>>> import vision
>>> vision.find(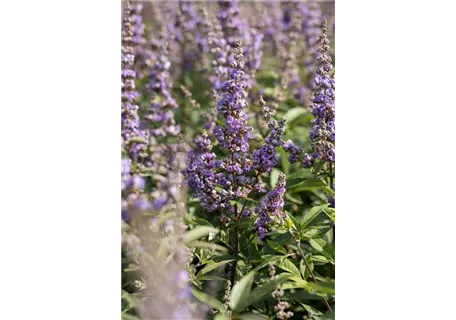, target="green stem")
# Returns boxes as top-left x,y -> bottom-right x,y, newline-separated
230,204 -> 239,289
293,233 -> 332,312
